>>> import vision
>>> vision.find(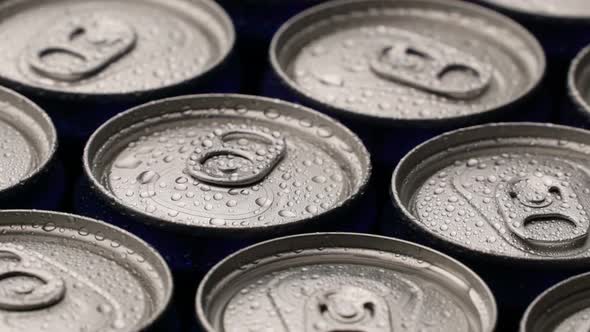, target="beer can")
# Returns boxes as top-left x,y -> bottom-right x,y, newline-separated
216,0 -> 326,93
0,210 -> 176,331
0,0 -> 237,175
566,44 -> 590,127
196,233 -> 497,332
521,271 -> 590,331
389,122 -> 590,330
265,0 -> 547,170
0,85 -> 65,210
76,94 -> 374,298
